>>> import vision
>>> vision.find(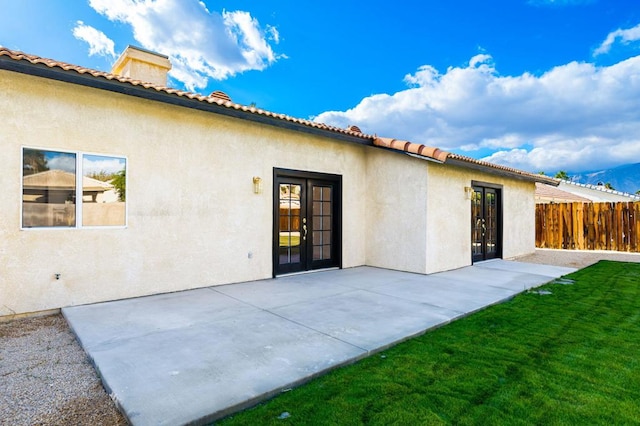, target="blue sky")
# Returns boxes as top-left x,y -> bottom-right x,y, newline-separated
2,0 -> 640,174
